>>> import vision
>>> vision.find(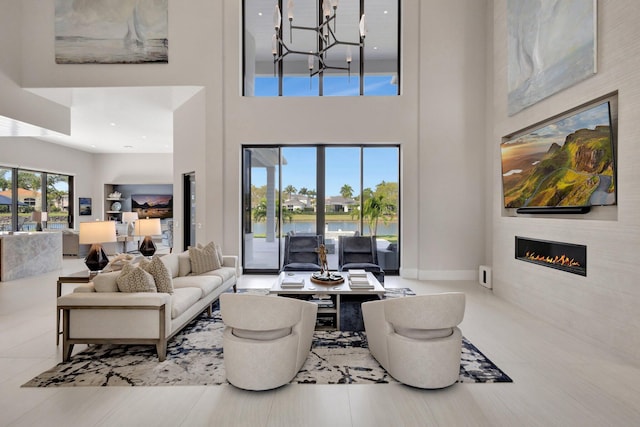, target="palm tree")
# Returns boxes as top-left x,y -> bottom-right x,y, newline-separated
283,185 -> 297,200
340,184 -> 354,199
361,194 -> 393,236
252,198 -> 292,224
